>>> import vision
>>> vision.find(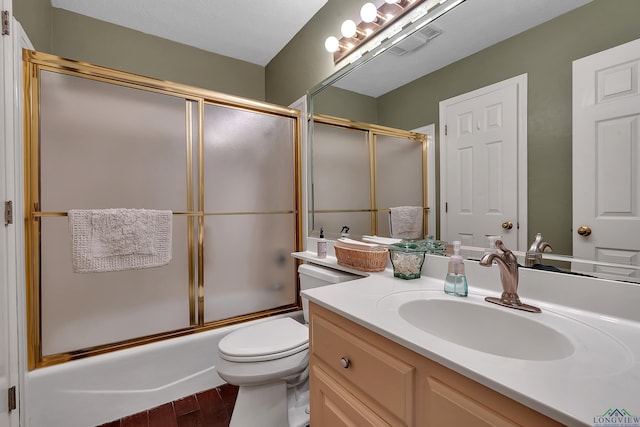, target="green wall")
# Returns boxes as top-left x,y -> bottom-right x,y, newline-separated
14,3 -> 265,101
13,0 -> 361,106
314,86 -> 377,124
375,0 -> 640,254
13,0 -> 51,51
265,0 -> 366,106
50,9 -> 264,100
